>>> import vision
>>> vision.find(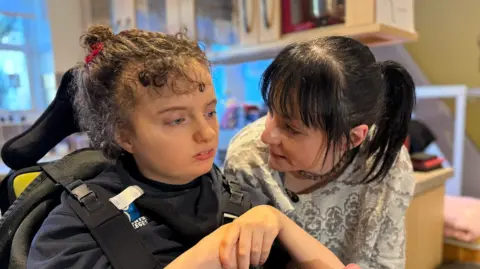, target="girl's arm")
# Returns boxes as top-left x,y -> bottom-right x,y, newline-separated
164,226 -> 228,269
164,247 -> 222,269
